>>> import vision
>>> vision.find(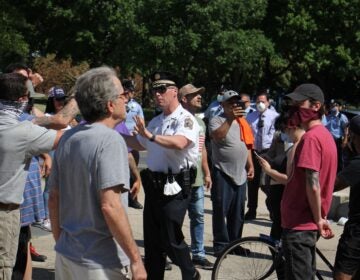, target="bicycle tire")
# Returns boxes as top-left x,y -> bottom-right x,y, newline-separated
212,236 -> 285,280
